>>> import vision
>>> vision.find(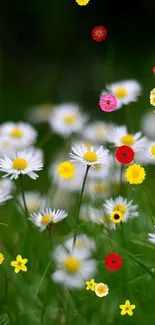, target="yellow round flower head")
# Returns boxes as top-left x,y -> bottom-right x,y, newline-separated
95,283 -> 109,297
76,0 -> 90,5
11,255 -> 28,273
110,210 -> 124,223
0,253 -> 4,264
125,164 -> 146,184
57,161 -> 75,179
119,300 -> 136,316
